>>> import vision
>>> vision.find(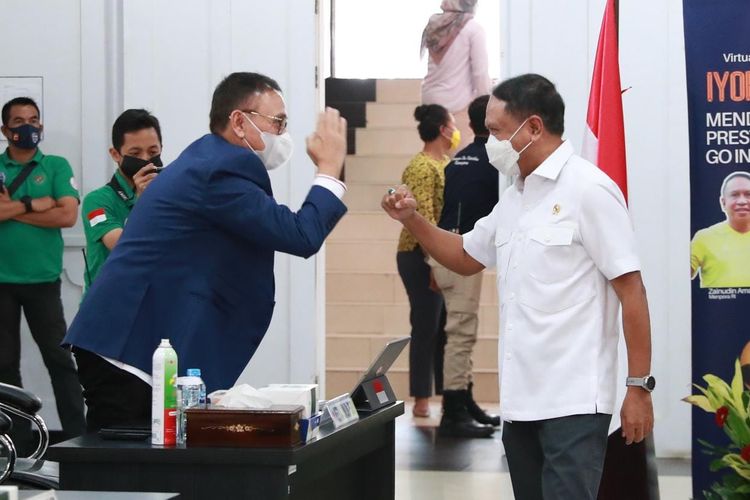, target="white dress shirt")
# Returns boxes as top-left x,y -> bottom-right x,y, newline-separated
463,140 -> 641,421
